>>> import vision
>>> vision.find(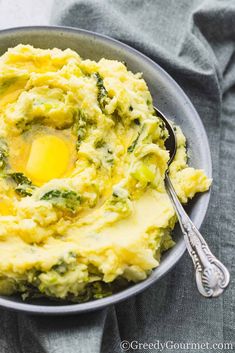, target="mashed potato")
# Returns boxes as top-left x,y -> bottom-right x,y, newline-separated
0,45 -> 211,301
